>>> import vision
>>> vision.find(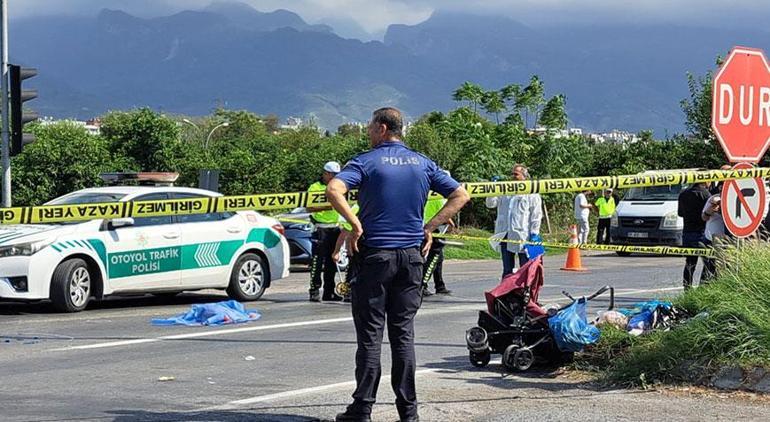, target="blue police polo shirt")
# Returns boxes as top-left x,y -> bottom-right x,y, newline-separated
334,141 -> 460,249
